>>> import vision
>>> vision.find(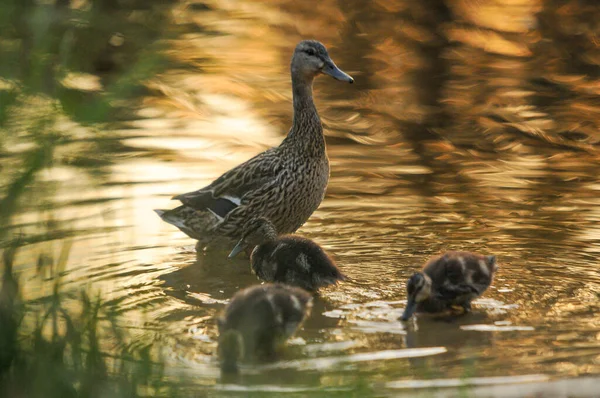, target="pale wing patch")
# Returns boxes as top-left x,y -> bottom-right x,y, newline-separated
458,256 -> 466,272
220,195 -> 241,206
296,253 -> 311,271
289,294 -> 302,312
266,294 -> 283,325
465,269 -> 475,284
478,259 -> 490,277
274,310 -> 283,325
